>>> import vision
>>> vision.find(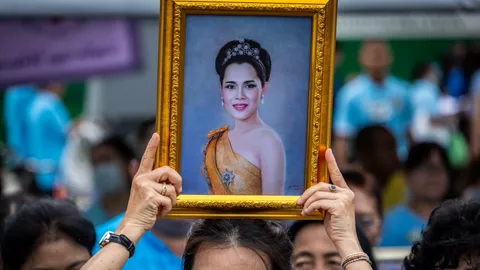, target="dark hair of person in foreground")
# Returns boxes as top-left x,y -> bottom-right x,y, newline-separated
1,199 -> 96,270
403,199 -> 480,270
183,219 -> 293,270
